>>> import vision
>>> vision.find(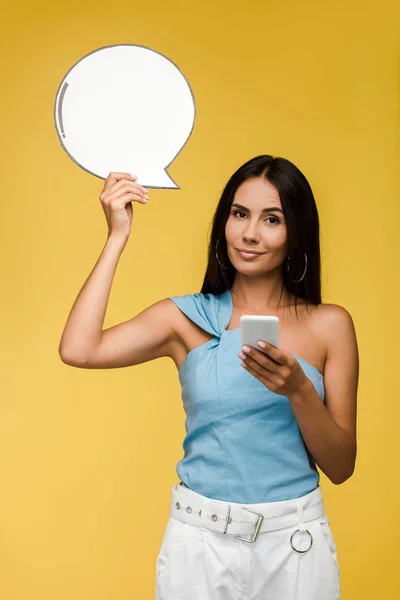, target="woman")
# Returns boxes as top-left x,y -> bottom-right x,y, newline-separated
59,155 -> 358,600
